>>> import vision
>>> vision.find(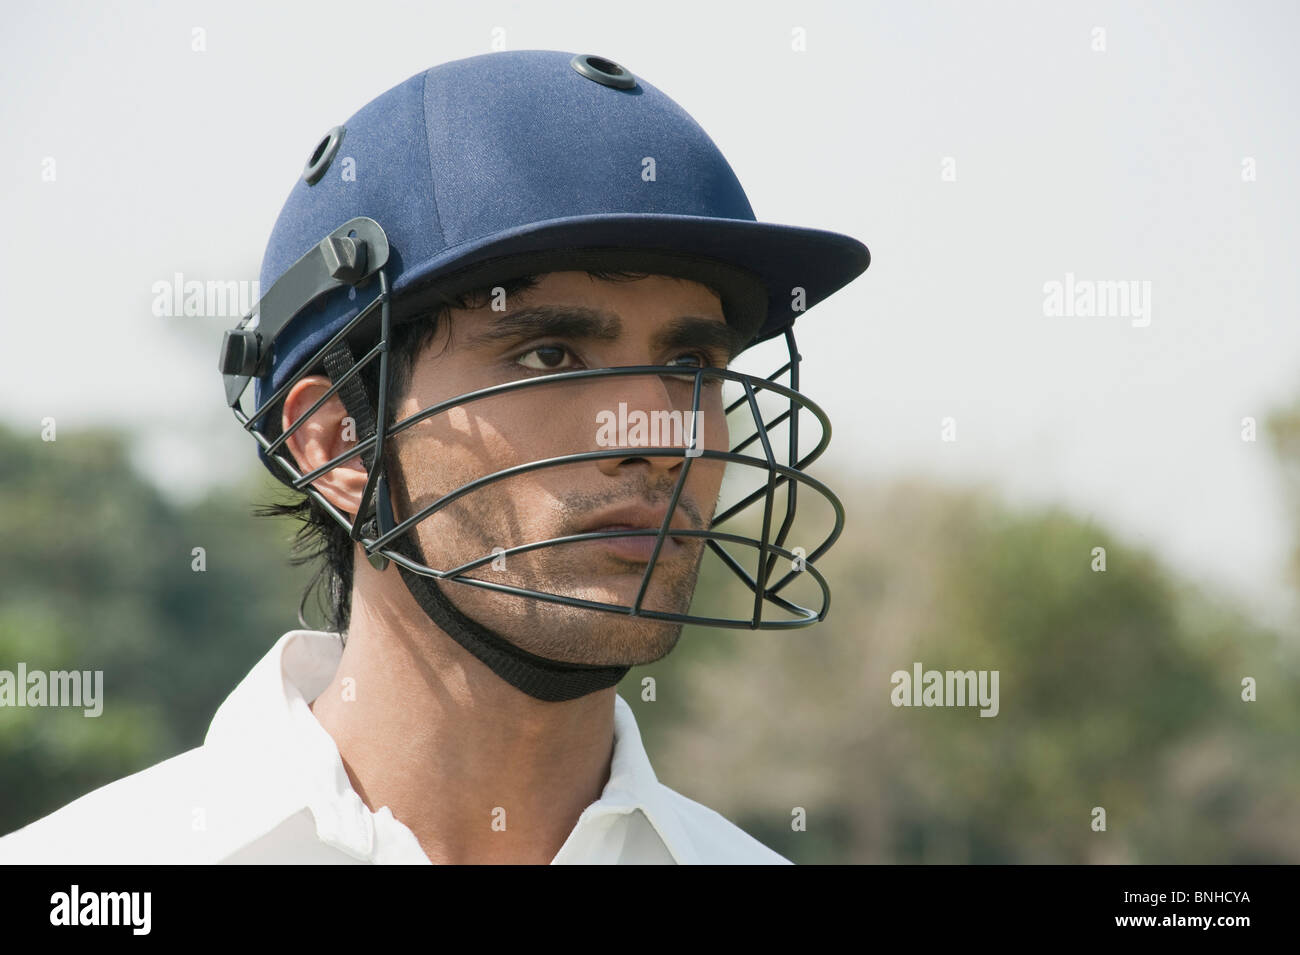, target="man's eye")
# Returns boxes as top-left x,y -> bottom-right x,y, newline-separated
665,352 -> 715,369
664,353 -> 727,383
516,345 -> 576,371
